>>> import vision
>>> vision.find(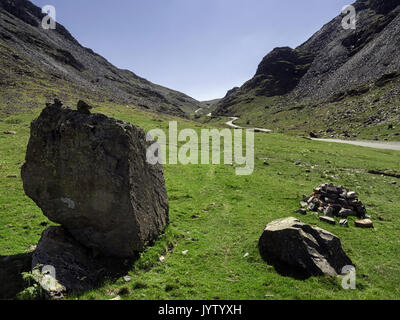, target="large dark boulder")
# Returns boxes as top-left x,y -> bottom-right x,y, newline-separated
259,217 -> 353,277
22,101 -> 169,257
